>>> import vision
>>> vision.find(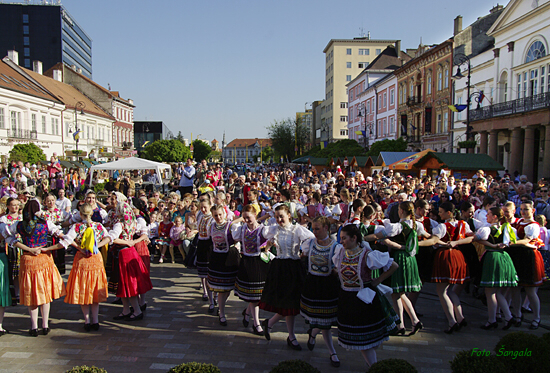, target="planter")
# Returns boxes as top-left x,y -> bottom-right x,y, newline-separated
457,140 -> 476,149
